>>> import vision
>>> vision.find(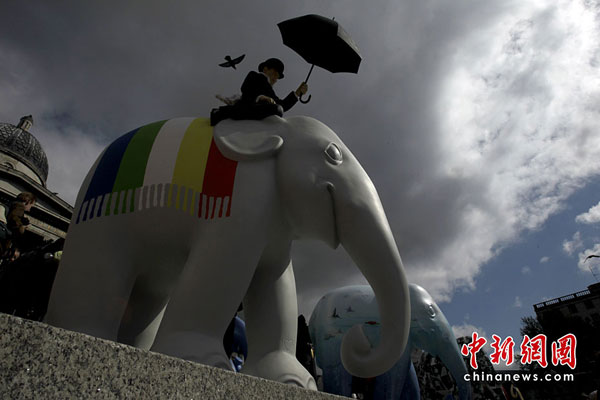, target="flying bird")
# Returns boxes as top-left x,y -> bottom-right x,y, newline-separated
585,254 -> 600,261
219,54 -> 245,70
